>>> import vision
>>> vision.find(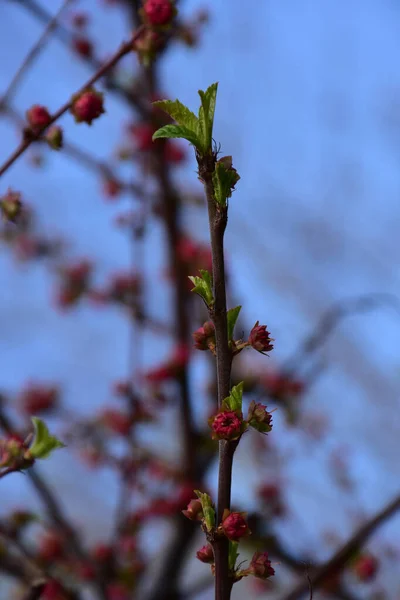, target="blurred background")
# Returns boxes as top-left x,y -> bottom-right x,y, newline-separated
0,0 -> 400,599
